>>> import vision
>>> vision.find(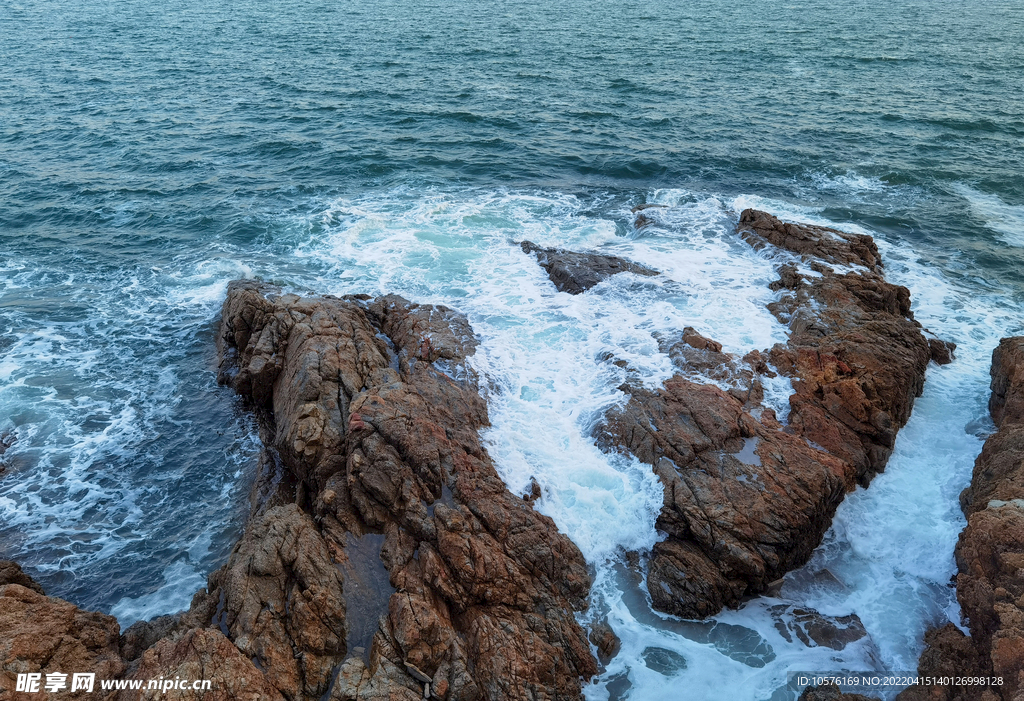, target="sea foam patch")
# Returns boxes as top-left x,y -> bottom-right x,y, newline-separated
952,183 -> 1024,248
